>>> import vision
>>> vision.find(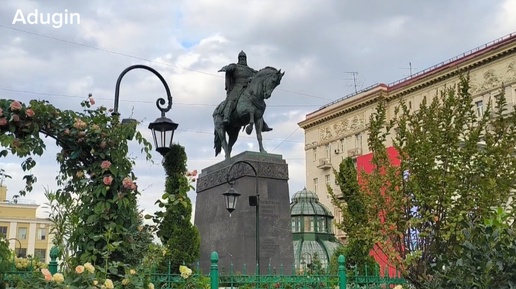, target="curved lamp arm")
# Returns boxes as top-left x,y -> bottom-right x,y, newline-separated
224,160 -> 260,272
113,64 -> 173,117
